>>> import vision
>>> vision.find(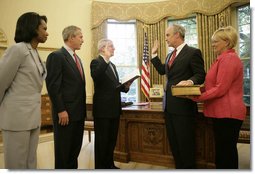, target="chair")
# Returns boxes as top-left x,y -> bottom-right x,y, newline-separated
238,113 -> 250,144
84,110 -> 94,142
